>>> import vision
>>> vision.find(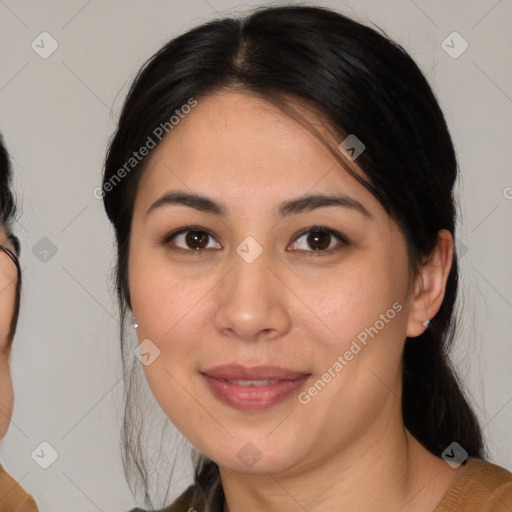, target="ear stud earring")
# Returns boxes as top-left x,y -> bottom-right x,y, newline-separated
422,320 -> 430,328
132,316 -> 139,329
